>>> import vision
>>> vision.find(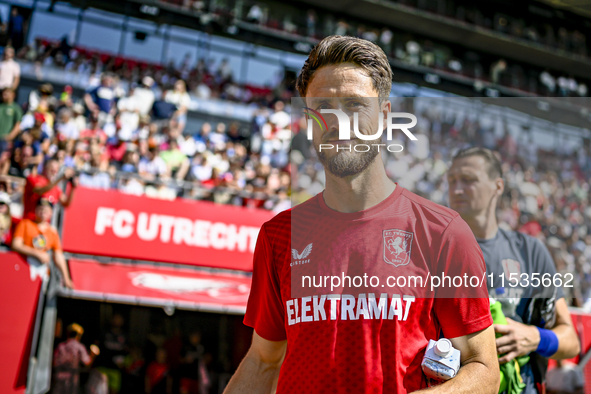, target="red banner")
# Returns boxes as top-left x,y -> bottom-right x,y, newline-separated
62,188 -> 275,271
67,258 -> 251,314
0,252 -> 43,394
